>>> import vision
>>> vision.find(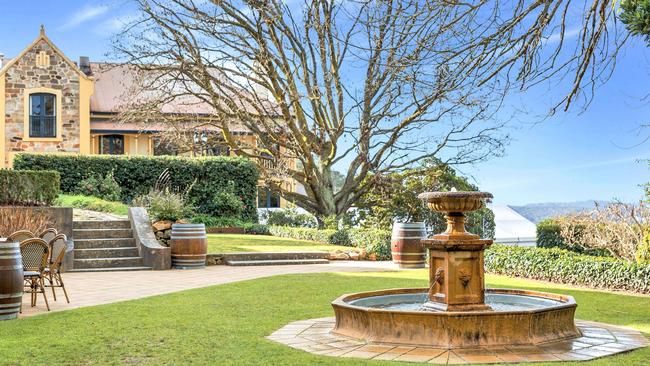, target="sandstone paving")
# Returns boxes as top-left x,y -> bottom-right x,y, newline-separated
20,261 -> 396,317
269,317 -> 649,364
